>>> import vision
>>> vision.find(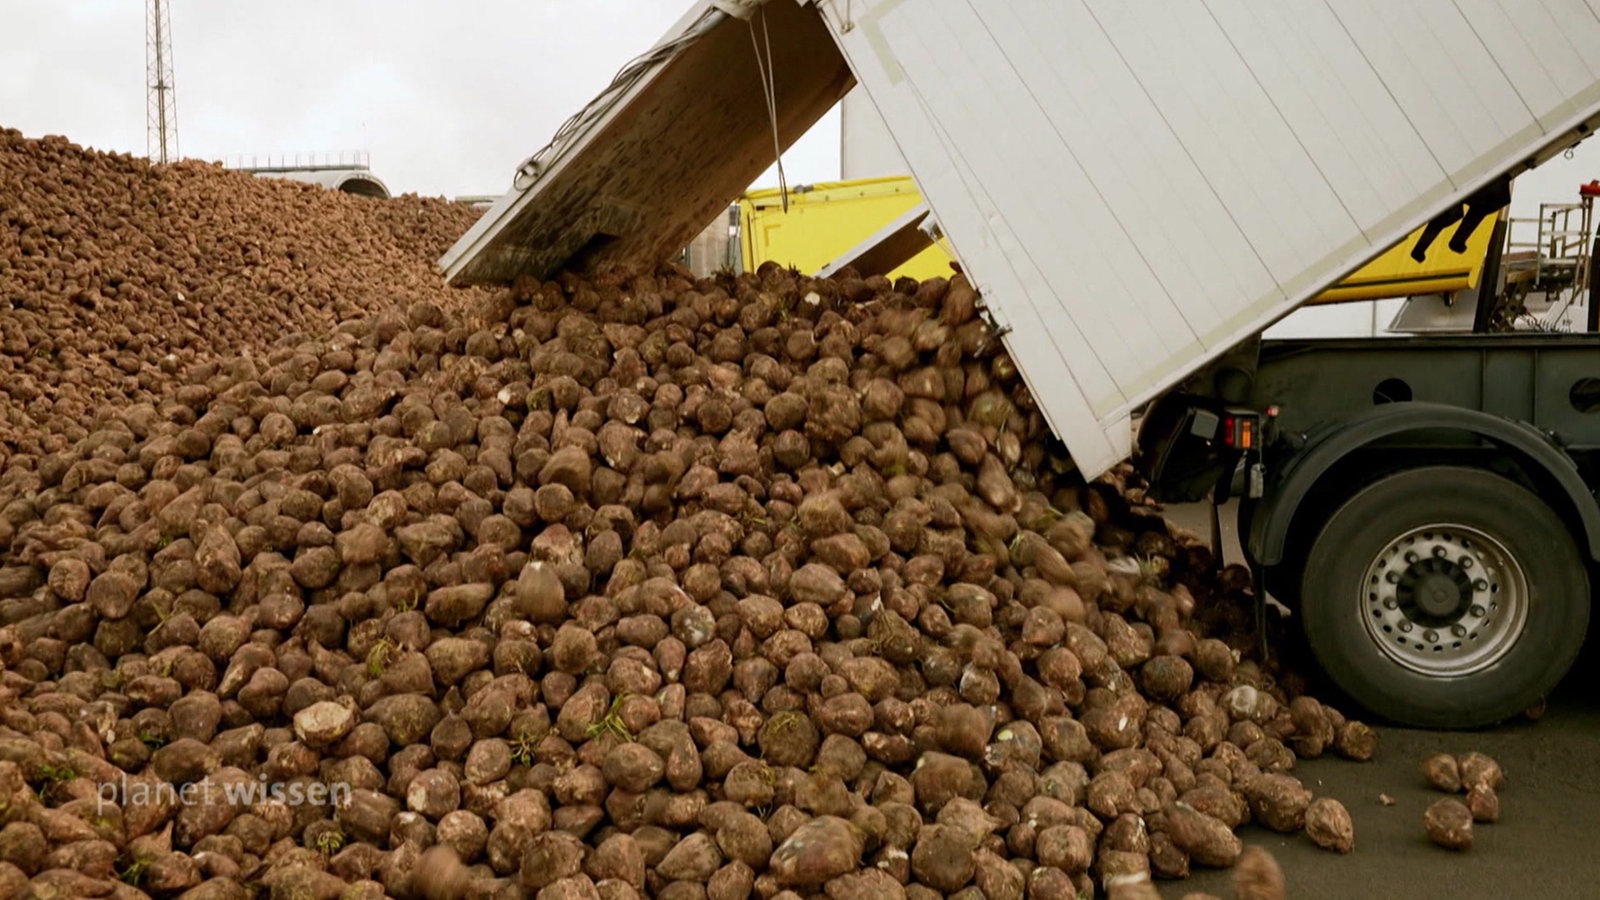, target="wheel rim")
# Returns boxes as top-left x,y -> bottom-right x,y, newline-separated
1360,523 -> 1528,676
